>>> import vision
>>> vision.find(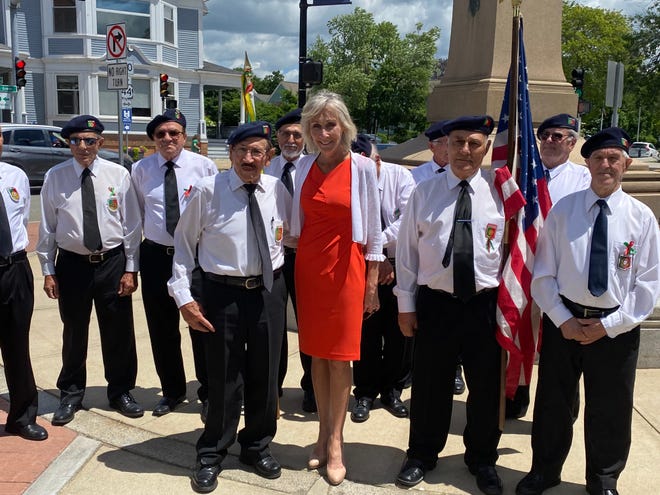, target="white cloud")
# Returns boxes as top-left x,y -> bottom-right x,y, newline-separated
200,0 -> 647,79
